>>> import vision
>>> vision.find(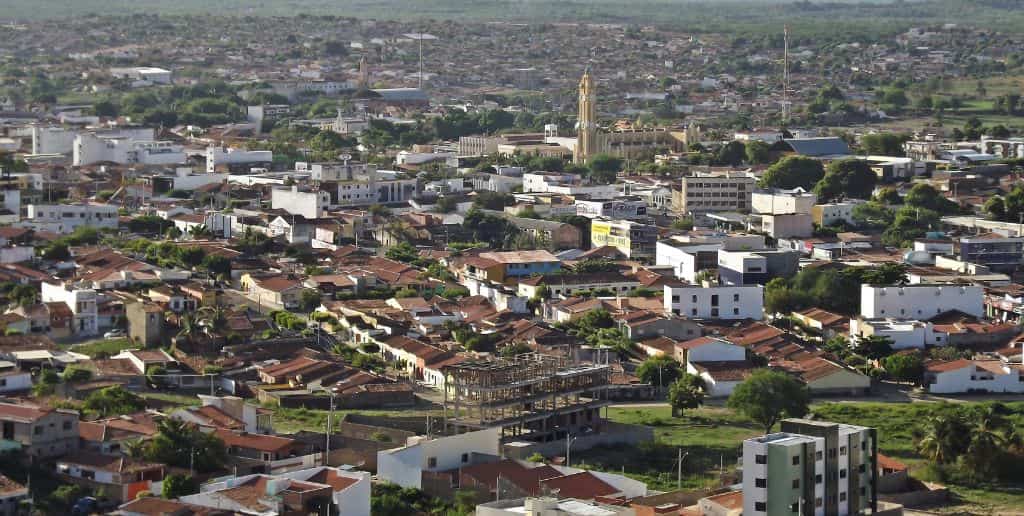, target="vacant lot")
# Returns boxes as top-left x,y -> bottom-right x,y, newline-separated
575,402 -> 1024,513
